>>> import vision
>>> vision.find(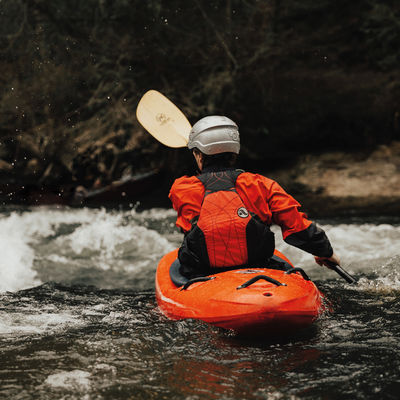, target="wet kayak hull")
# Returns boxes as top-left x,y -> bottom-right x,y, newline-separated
155,249 -> 323,336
